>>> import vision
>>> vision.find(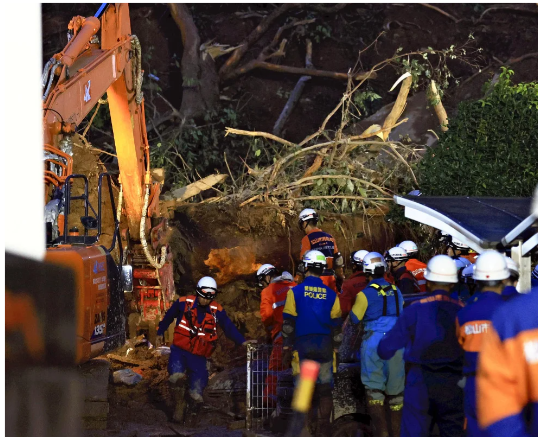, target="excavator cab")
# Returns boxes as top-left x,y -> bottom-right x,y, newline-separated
46,172 -> 126,363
